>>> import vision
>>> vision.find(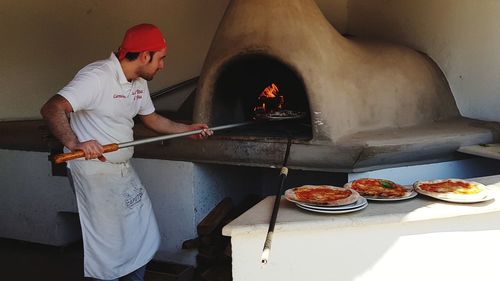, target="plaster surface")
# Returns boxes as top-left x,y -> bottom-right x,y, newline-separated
0,149 -> 79,245
195,0 -> 459,141
348,0 -> 500,123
